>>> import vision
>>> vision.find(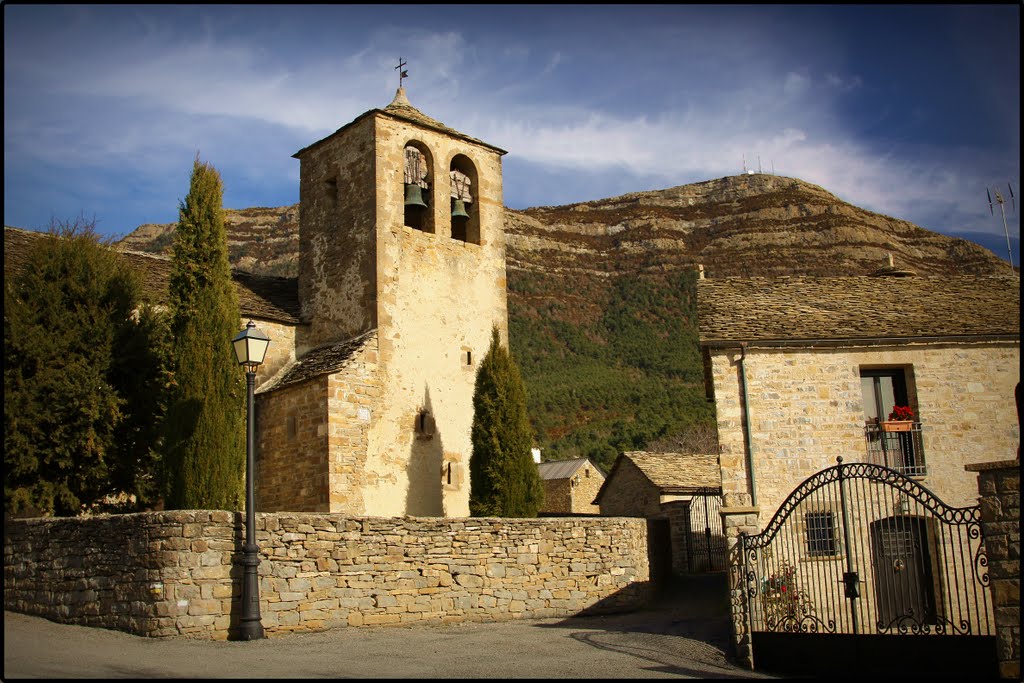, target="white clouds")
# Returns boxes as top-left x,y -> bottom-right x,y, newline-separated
825,72 -> 862,92
783,72 -> 811,96
2,5 -> 1018,244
